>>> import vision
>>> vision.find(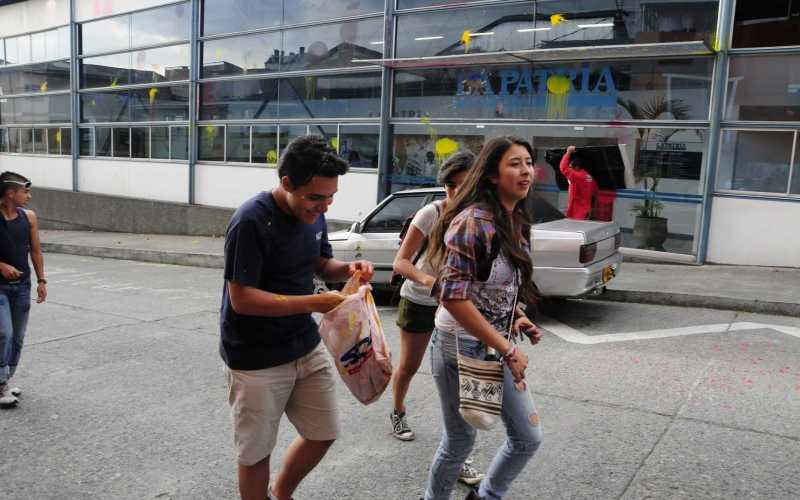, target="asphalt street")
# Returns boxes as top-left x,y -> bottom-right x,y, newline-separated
1,254 -> 799,500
